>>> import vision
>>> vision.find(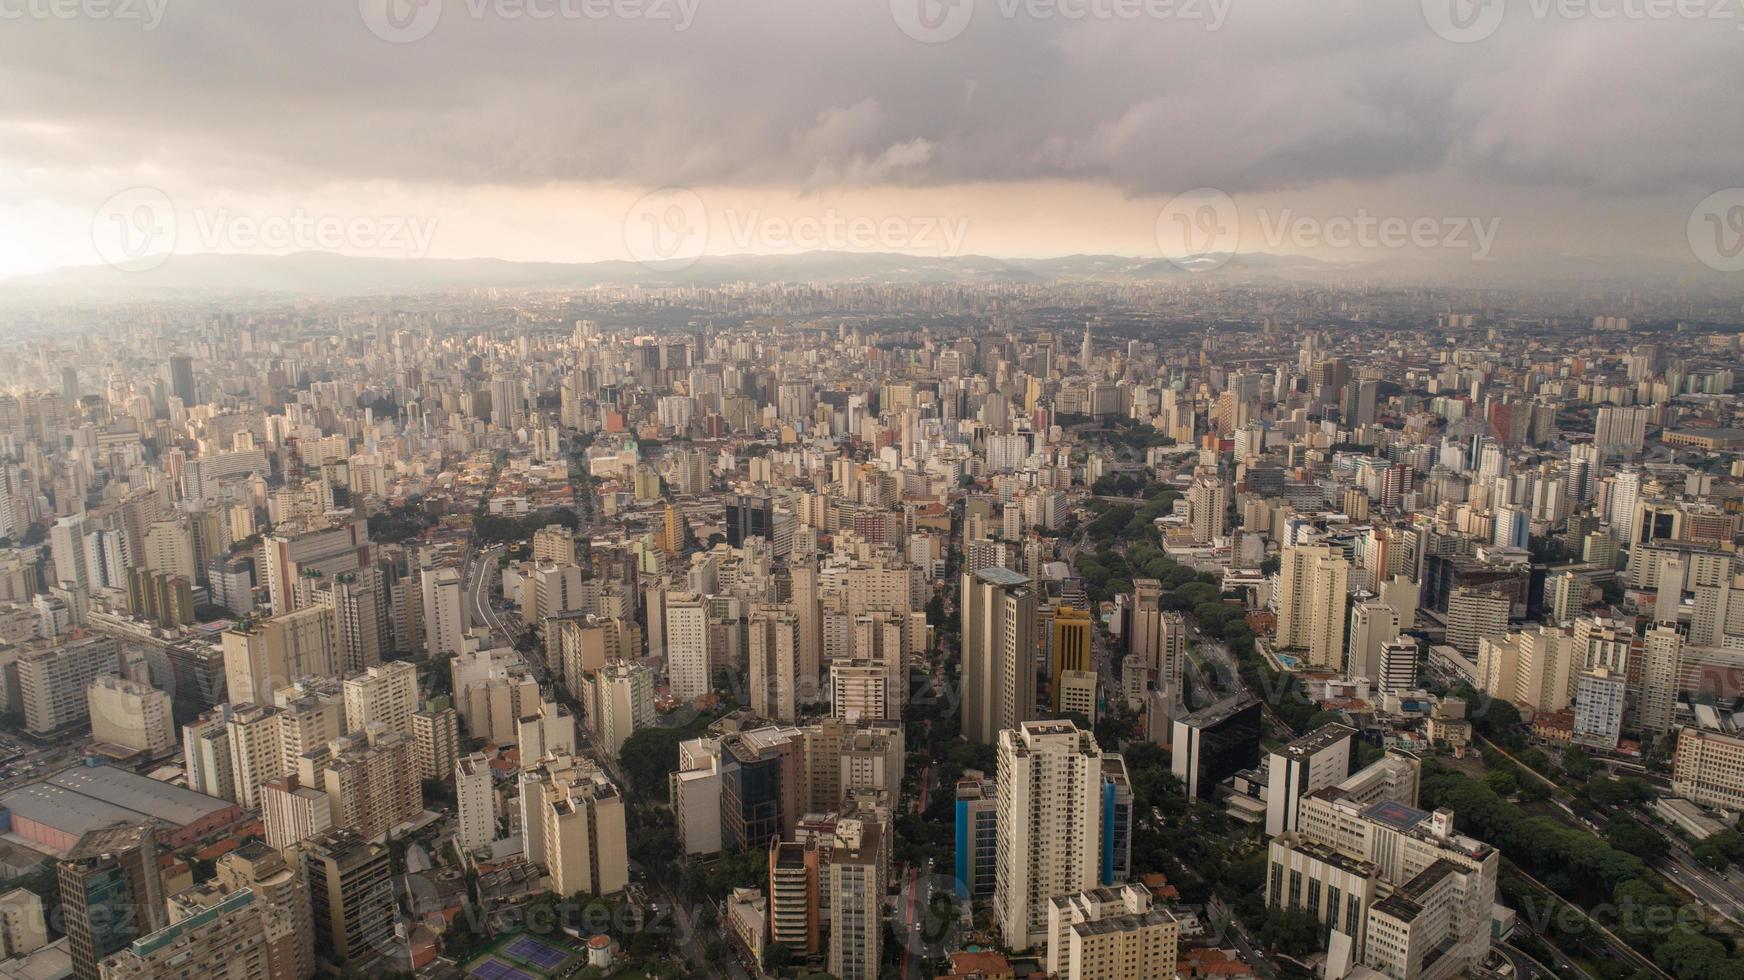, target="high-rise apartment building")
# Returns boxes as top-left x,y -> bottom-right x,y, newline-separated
322,727 -> 421,841
995,720 -> 1105,951
1276,544 -> 1350,670
16,634 -> 120,735
300,829 -> 394,974
420,565 -> 465,657
768,840 -> 821,958
457,752 -> 497,852
1188,476 -> 1228,544
962,567 -> 1037,744
1639,626 -> 1683,737
314,568 -> 387,675
579,660 -> 655,758
411,703 -> 460,781
341,660 -> 418,736
86,675 -> 174,756
663,590 -> 711,704
222,606 -> 339,707
748,606 -> 802,722
827,817 -> 887,980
